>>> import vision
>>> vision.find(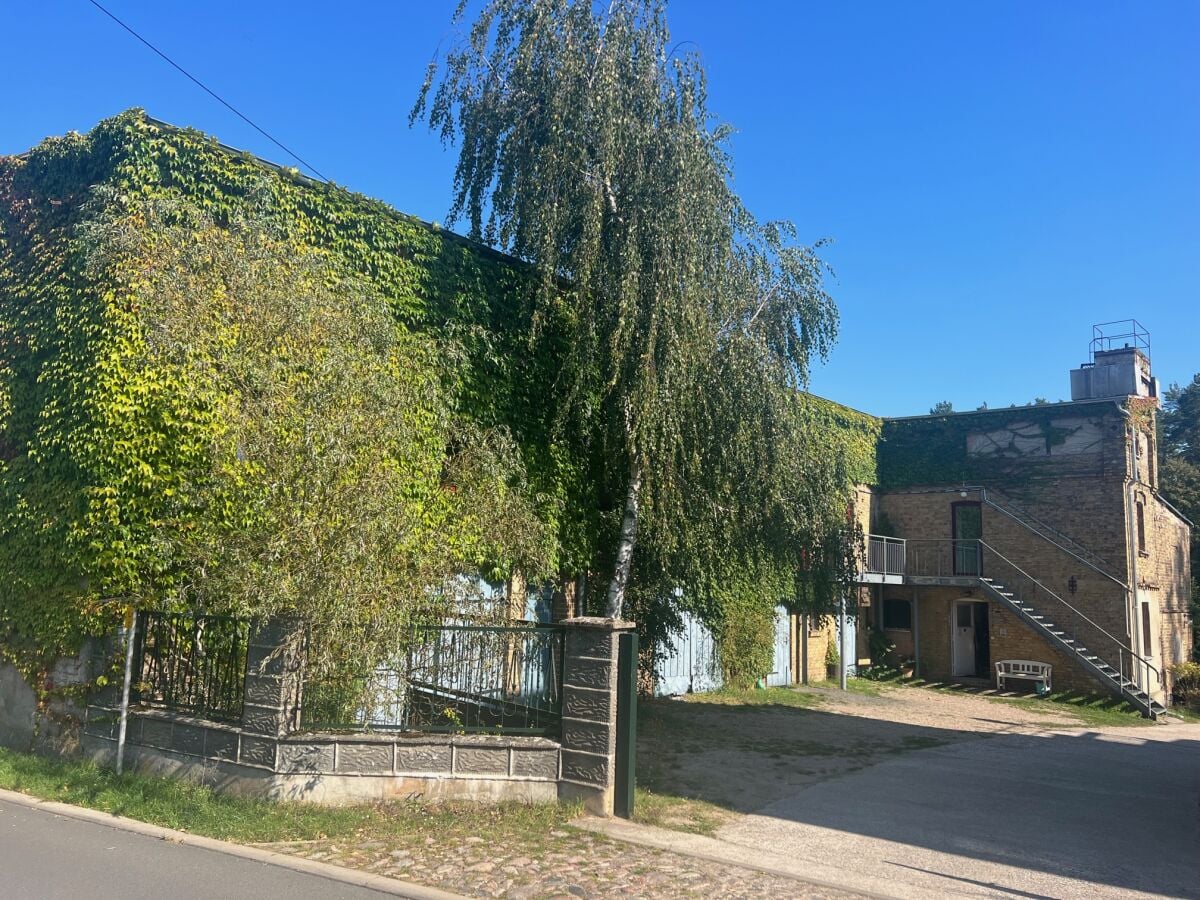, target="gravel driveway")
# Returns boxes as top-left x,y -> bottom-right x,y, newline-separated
631,683 -> 1200,898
